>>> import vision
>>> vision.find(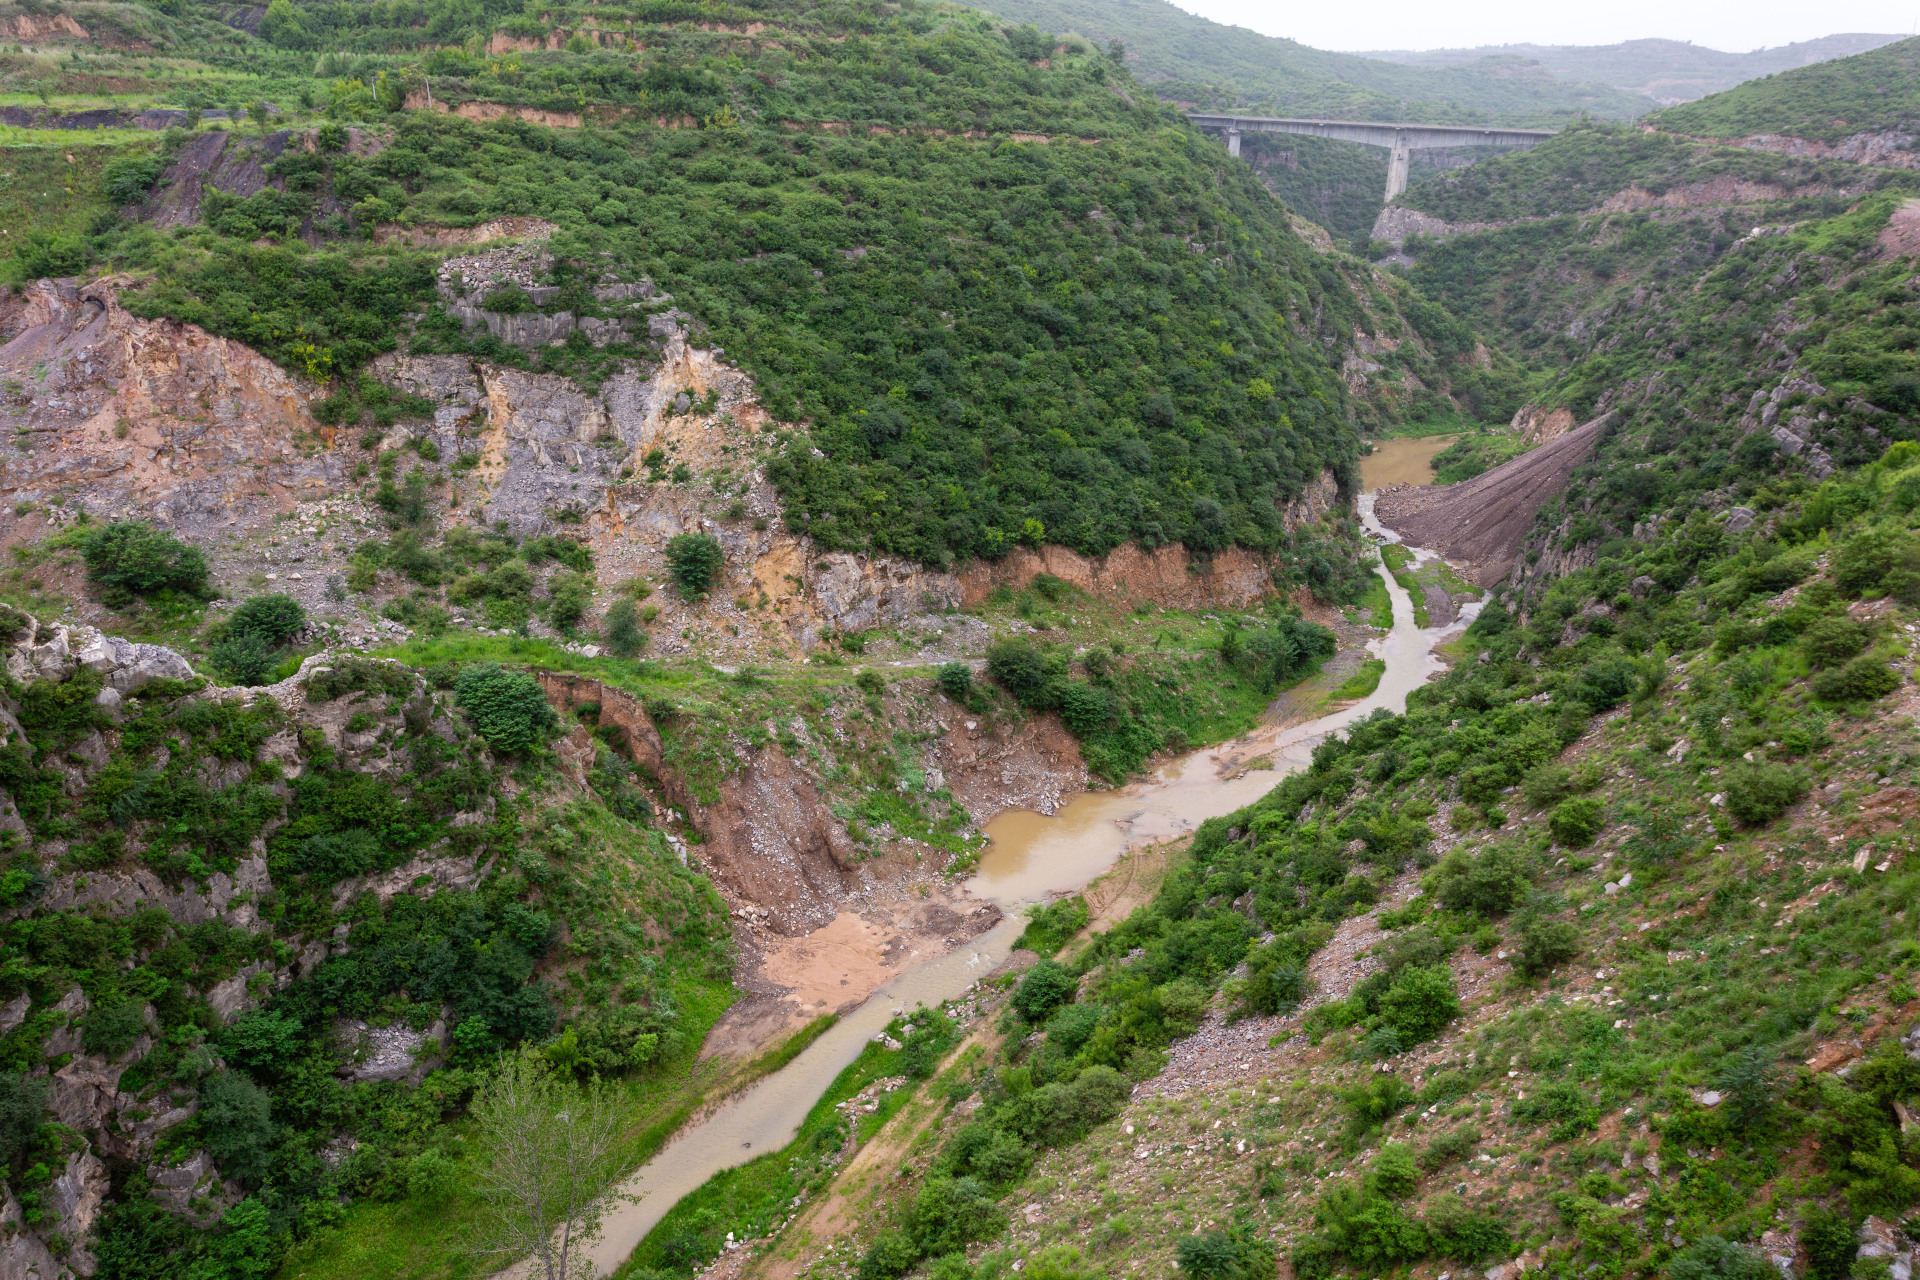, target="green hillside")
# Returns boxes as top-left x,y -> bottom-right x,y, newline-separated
1394,119 -> 1873,225
1361,34 -> 1905,104
967,0 -> 1653,124
8,0 -> 1529,568
1655,35 -> 1920,141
